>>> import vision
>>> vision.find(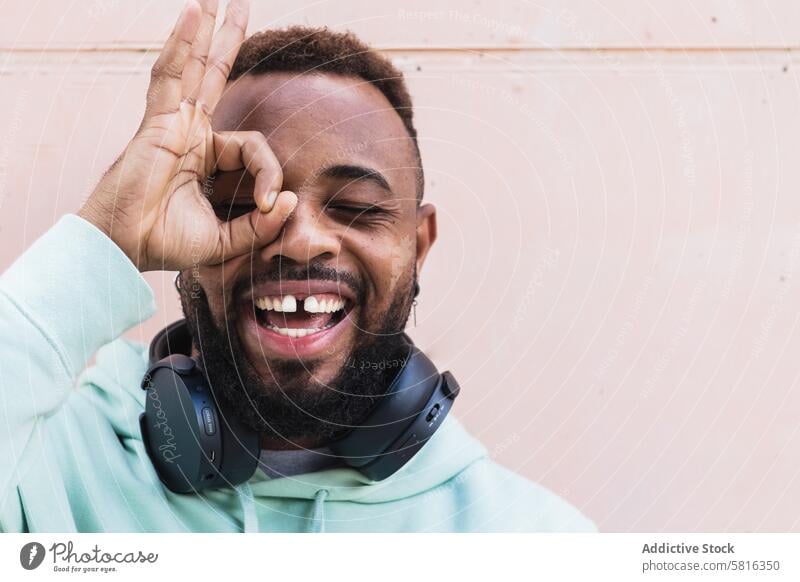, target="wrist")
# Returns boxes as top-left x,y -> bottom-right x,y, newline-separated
77,199 -> 111,240
76,198 -> 142,271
